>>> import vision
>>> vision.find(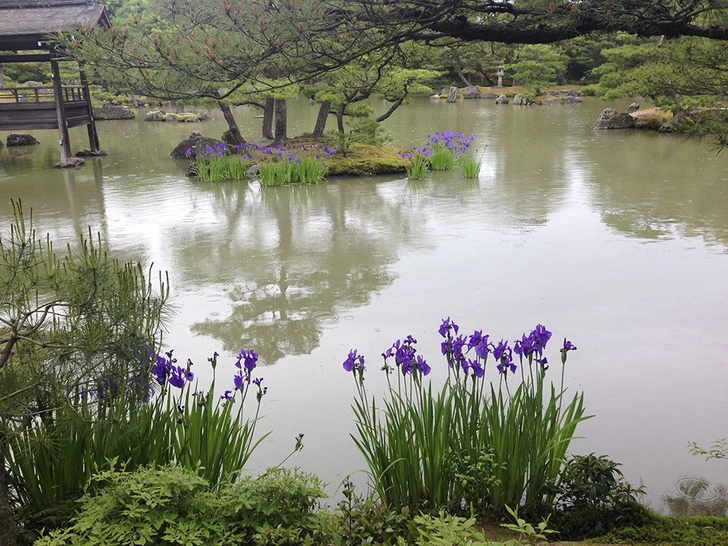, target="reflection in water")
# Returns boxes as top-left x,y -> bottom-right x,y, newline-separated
186,180 -> 424,363
663,476 -> 728,517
